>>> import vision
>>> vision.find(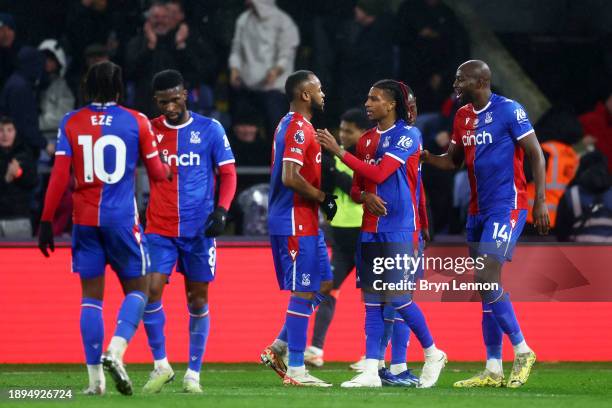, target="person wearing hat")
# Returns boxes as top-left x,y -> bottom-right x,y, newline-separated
0,13 -> 21,90
38,39 -> 75,155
